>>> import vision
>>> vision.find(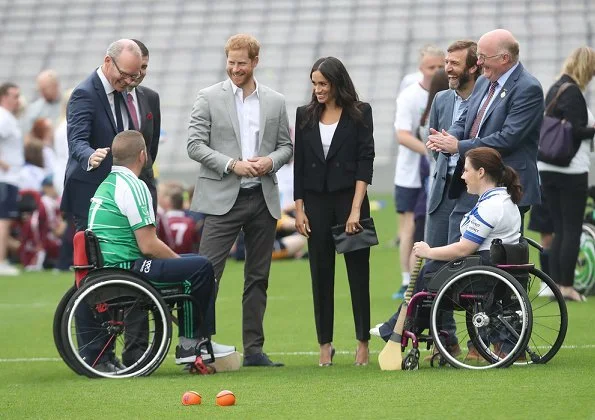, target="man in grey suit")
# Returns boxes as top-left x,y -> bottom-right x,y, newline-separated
427,29 -> 544,228
187,34 -> 293,367
426,40 -> 480,249
423,40 -> 480,360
